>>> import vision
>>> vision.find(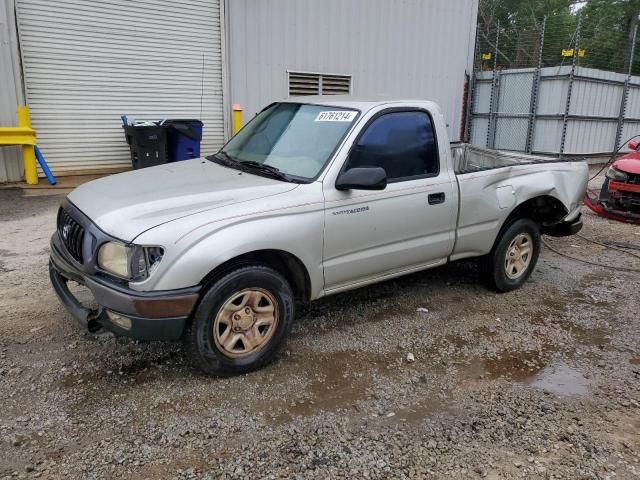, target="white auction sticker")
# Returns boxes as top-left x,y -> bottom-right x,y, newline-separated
315,111 -> 357,122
